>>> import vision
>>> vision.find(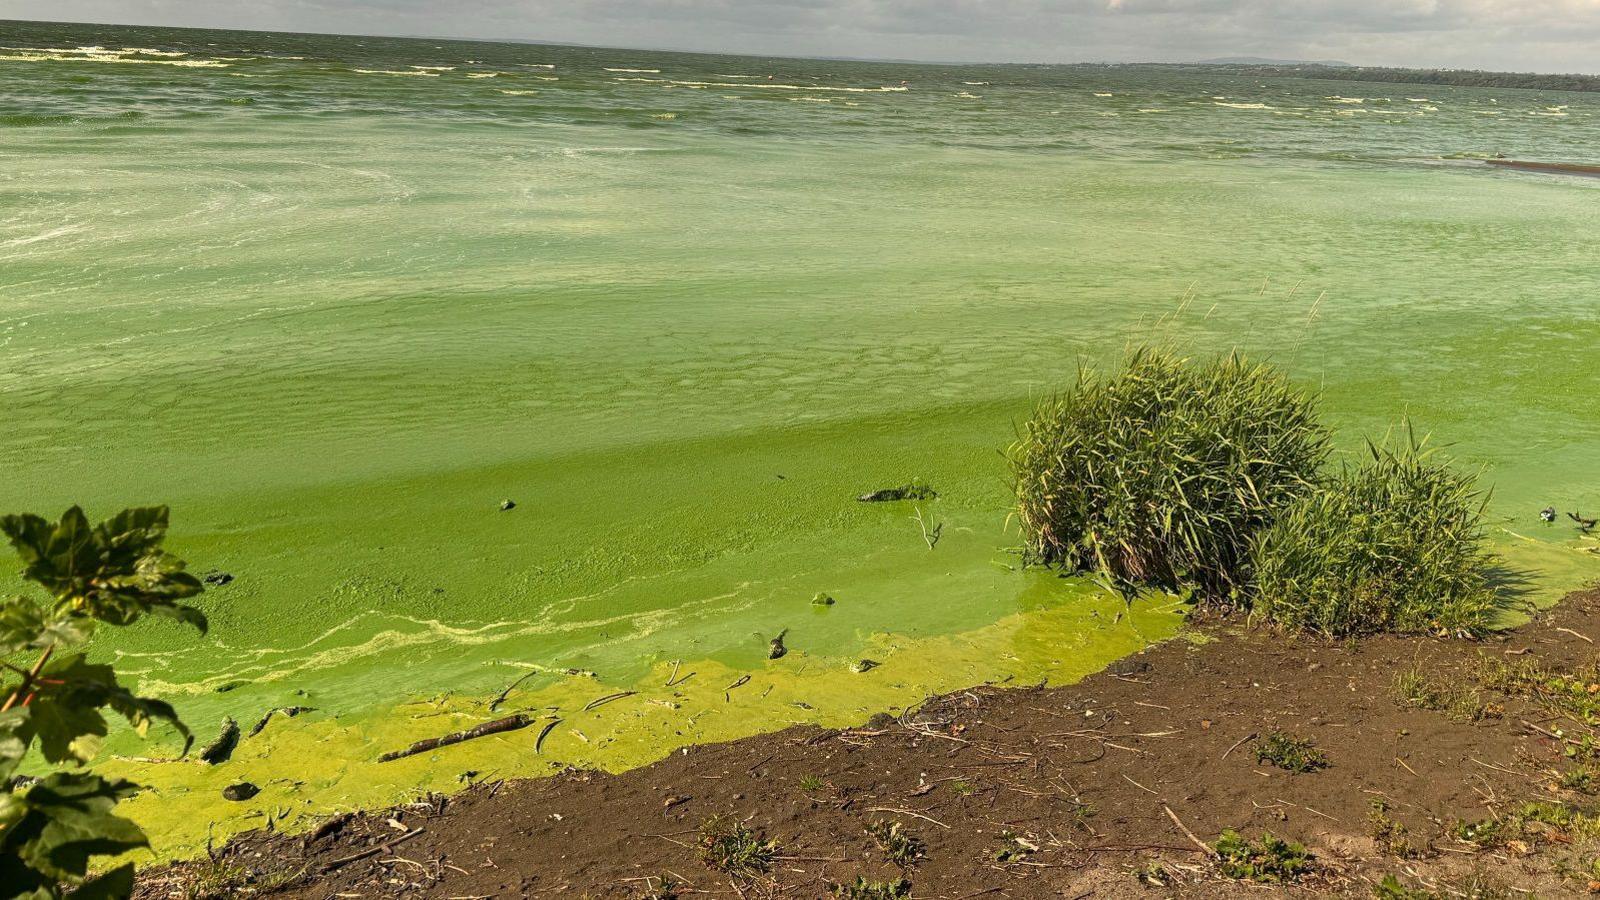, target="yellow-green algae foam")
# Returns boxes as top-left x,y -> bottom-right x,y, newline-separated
112,590 -> 1186,862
